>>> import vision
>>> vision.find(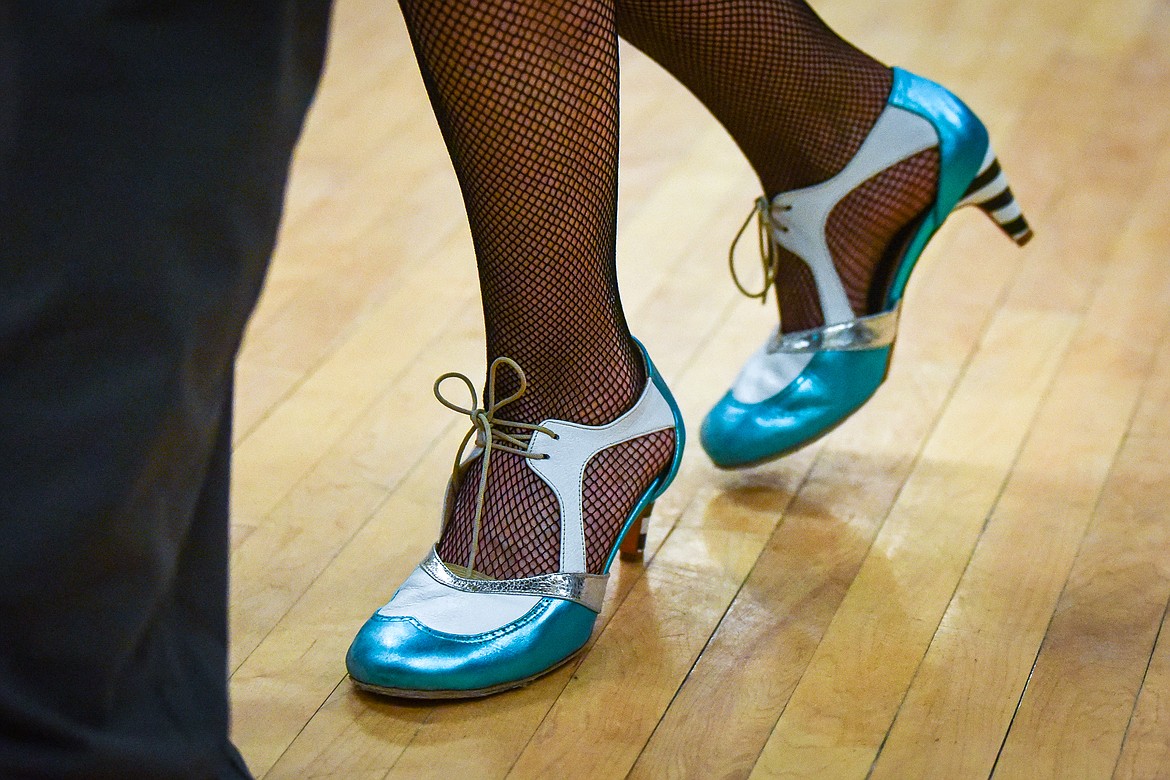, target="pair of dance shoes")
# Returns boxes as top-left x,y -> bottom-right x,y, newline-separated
347,67 -> 1031,698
